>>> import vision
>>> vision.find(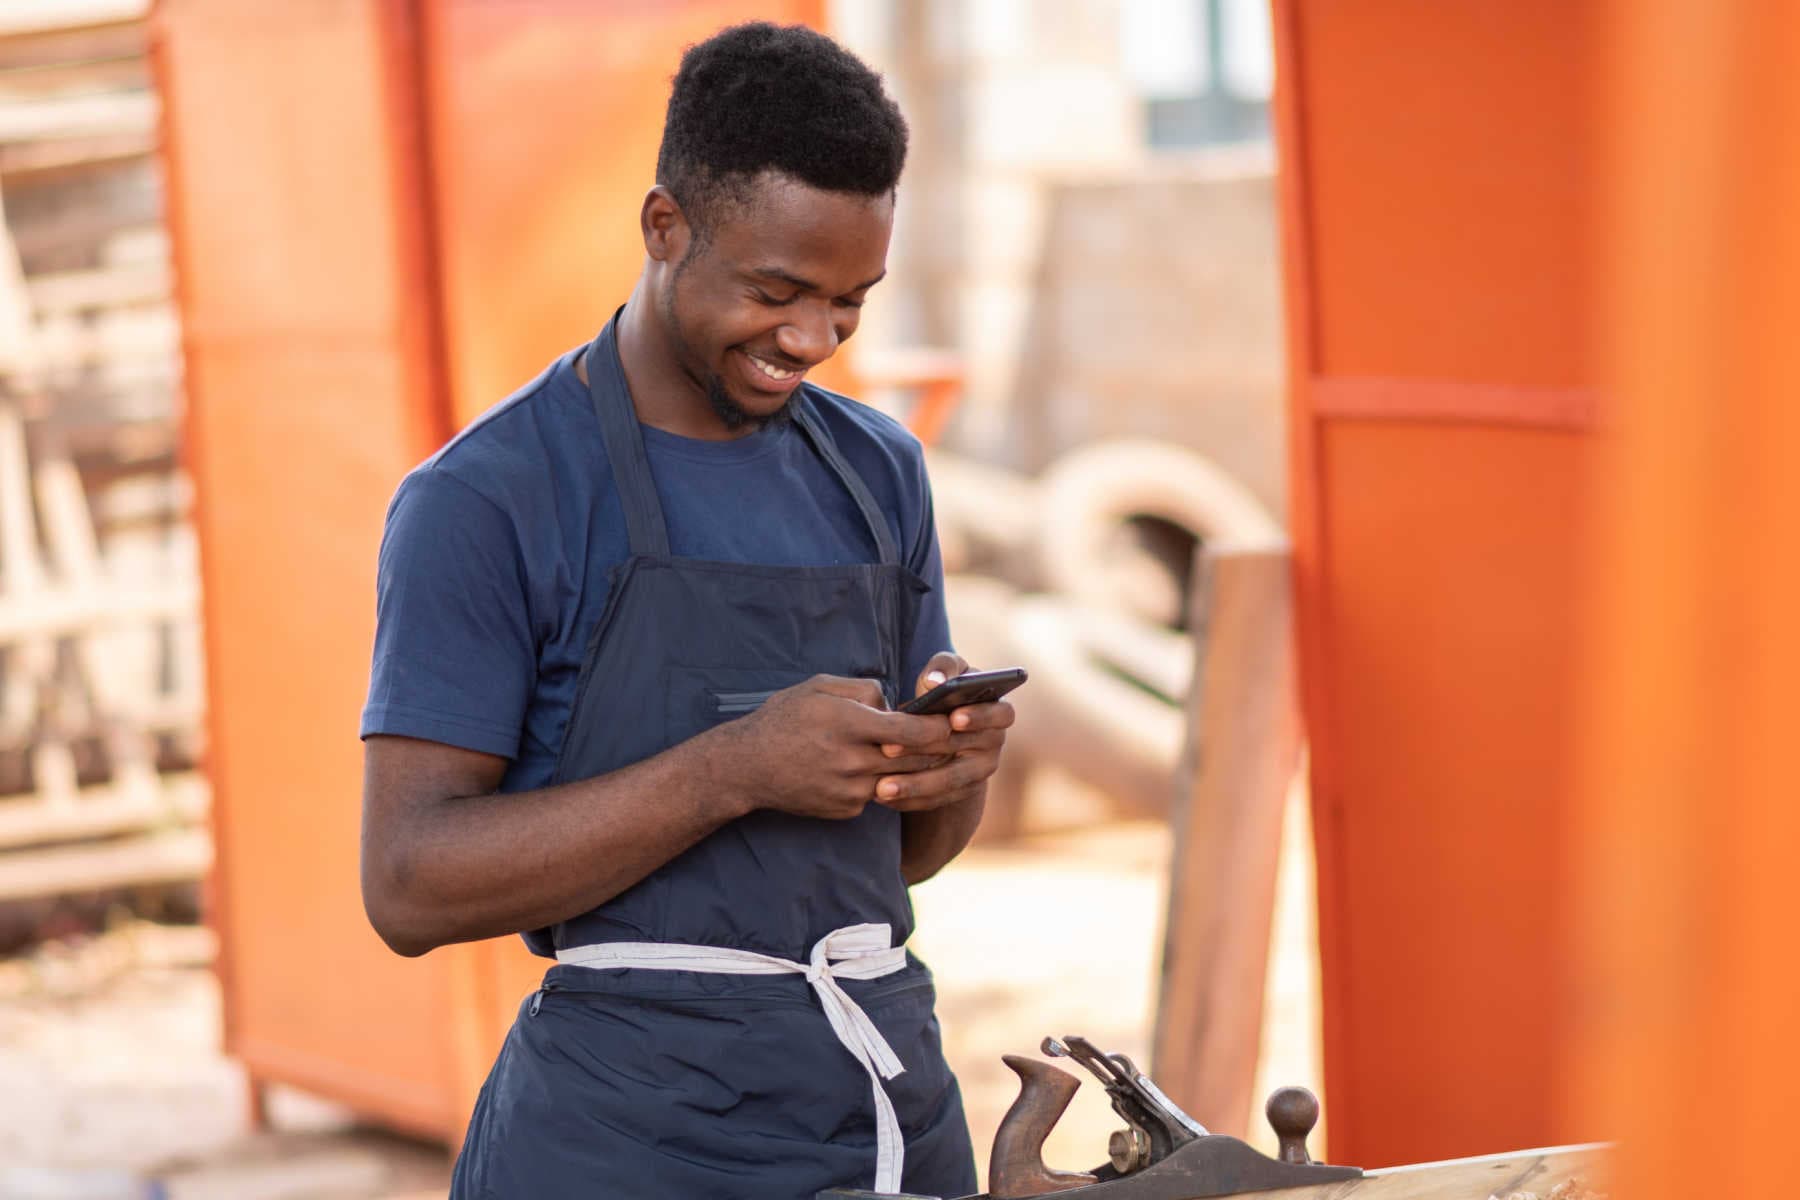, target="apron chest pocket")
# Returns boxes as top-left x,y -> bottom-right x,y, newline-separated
665,665 -> 814,742
712,689 -> 778,716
